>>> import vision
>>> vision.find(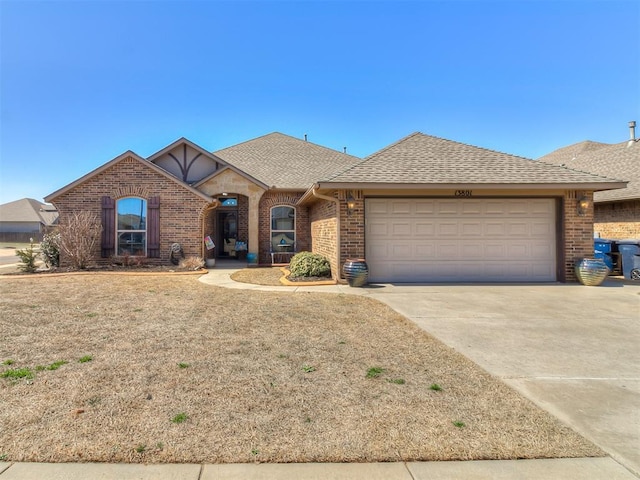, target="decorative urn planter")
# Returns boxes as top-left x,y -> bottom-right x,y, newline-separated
343,258 -> 369,287
575,258 -> 610,286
